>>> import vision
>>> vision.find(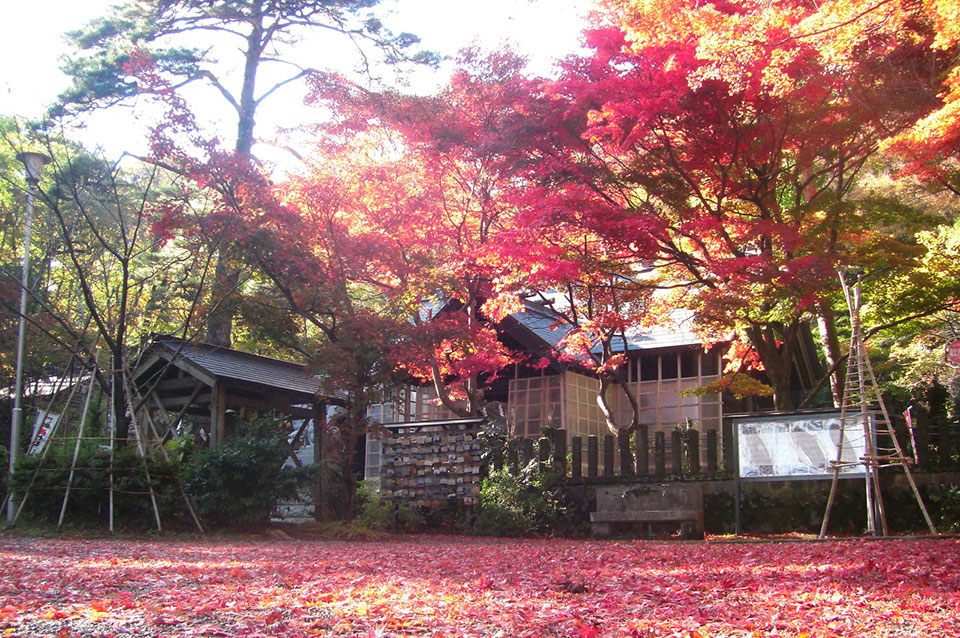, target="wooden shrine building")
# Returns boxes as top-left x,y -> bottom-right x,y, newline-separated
134,335 -> 343,446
